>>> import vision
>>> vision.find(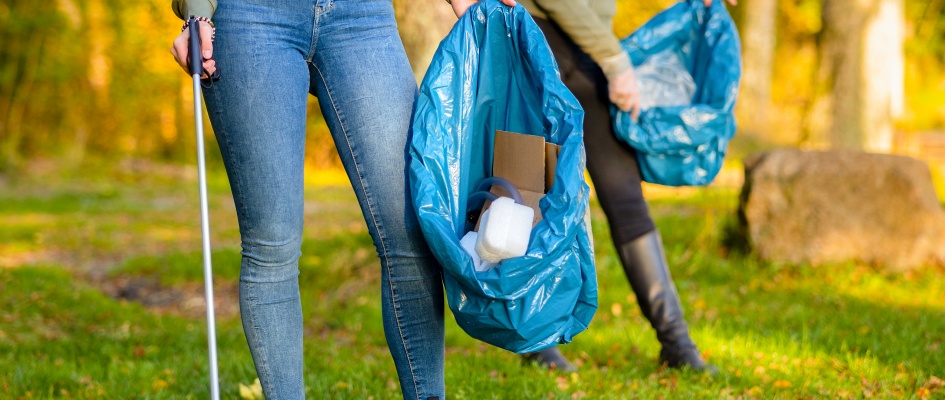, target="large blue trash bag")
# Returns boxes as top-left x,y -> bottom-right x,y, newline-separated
612,0 -> 742,186
408,0 -> 598,354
